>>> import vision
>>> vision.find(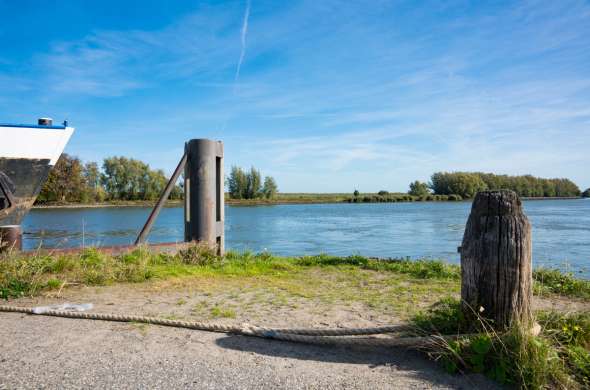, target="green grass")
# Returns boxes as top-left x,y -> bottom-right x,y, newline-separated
0,246 -> 160,298
533,268 -> 590,300
210,305 -> 237,318
2,245 -> 589,387
0,245 -> 462,306
1,245 -> 587,303
412,298 -> 590,389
